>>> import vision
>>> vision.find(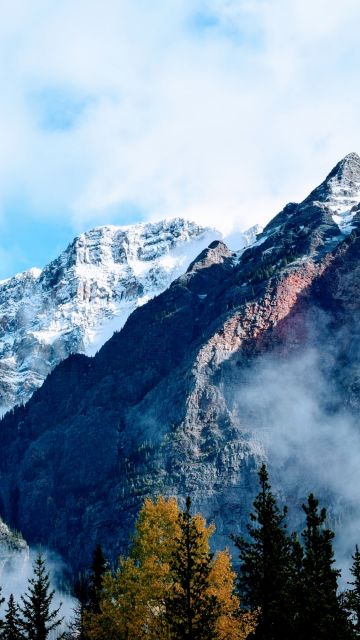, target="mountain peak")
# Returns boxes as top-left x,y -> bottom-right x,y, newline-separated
327,151 -> 360,183
306,152 -> 360,207
186,240 -> 232,275
295,152 -> 360,234
337,150 -> 360,166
